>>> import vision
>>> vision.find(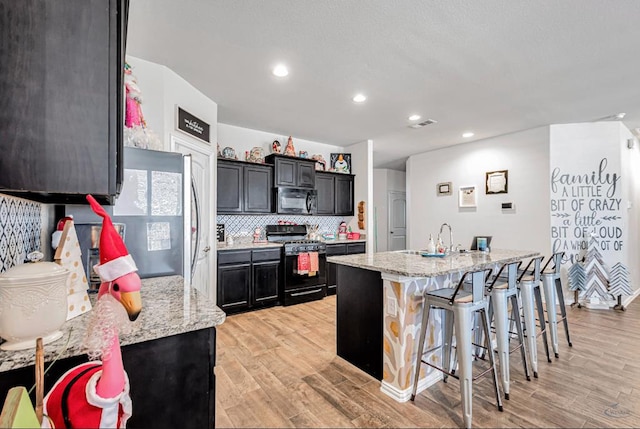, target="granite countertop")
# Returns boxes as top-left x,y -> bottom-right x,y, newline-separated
217,242 -> 283,251
327,249 -> 539,278
324,238 -> 367,244
0,276 -> 226,372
